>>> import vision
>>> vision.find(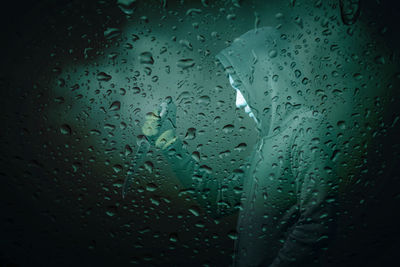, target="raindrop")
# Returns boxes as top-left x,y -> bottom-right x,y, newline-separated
339,0 -> 361,25
104,28 -> 121,40
113,164 -> 123,173
97,72 -> 112,82
263,192 -> 268,200
146,183 -> 158,192
275,13 -> 284,19
191,151 -> 200,162
295,69 -> 302,78
125,145 -> 133,156
169,233 -> 179,242
197,35 -> 205,42
144,67 -> 152,76
294,16 -> 303,29
201,0 -> 209,7
227,230 -> 238,240
60,124 -> 72,135
188,206 -> 200,216
301,77 -> 309,85
72,162 -> 80,173
54,96 -> 64,103
199,165 -> 212,175
331,150 -> 341,162
185,128 -> 196,140
177,58 -> 195,69
232,0 -> 241,7
117,0 -> 136,15
179,39 -> 193,51
144,67 -> 152,75
104,124 -> 116,131
222,124 -> 234,134
109,101 -> 121,111
337,120 -> 346,130
227,14 -> 236,20
262,224 -> 268,232
234,143 -> 247,152
131,34 -> 140,42
219,150 -> 231,158
139,52 -> 154,64
150,198 -> 160,206
186,8 -> 202,16
106,211 -> 115,217
90,129 -> 101,136
198,95 -> 210,106
233,169 -> 244,177
124,43 -> 133,50
144,161 -> 153,173
353,73 -> 363,80
57,78 -> 65,87
268,49 -> 277,58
